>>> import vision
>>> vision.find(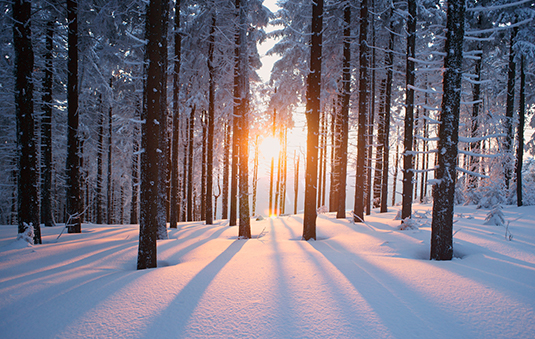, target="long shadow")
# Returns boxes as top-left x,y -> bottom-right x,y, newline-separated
143,239 -> 247,337
310,239 -> 475,338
